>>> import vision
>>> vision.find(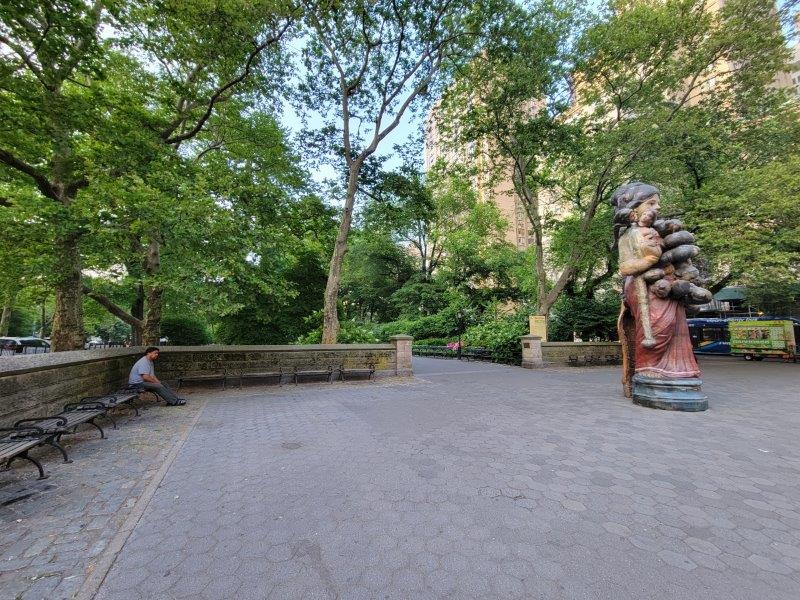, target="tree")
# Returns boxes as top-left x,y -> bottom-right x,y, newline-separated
0,1 -> 294,349
0,1 -> 110,349
379,168 -> 522,339
80,1 -> 295,345
299,0 -> 491,342
82,106 -> 310,345
440,0 -> 792,321
361,162 -> 478,280
340,231 -> 414,322
691,156 -> 800,291
215,194 -> 339,345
